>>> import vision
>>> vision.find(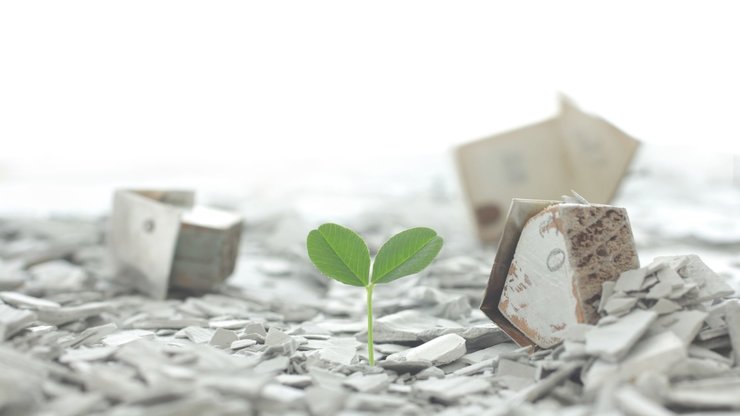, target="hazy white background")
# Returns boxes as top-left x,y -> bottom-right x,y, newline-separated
1,1 -> 739,213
